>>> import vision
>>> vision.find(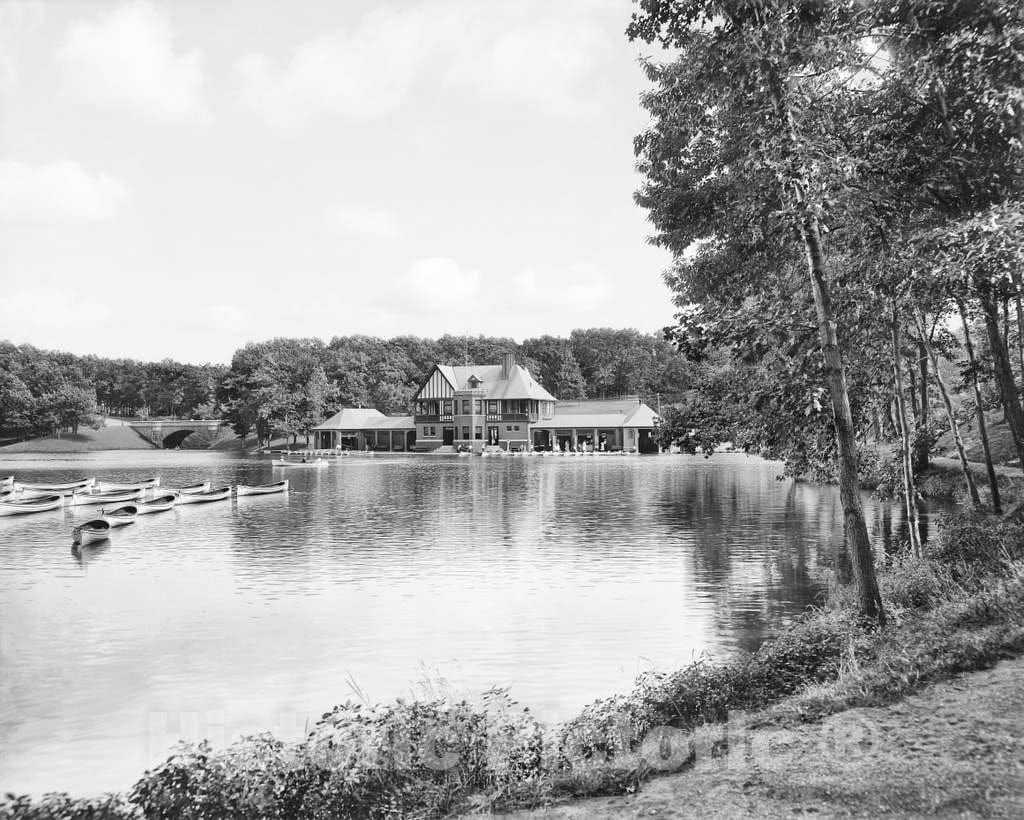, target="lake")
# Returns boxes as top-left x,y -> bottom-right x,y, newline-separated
0,451 -> 939,796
